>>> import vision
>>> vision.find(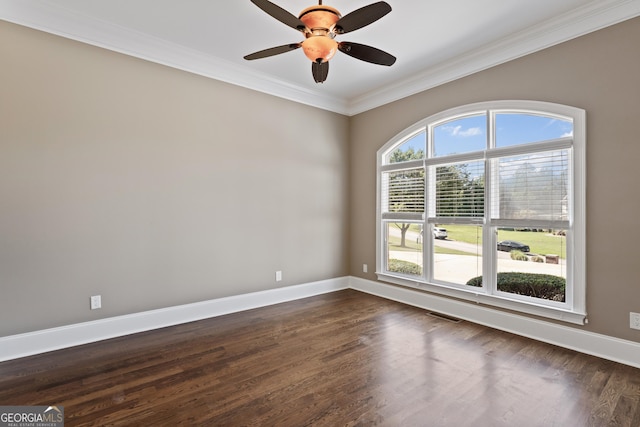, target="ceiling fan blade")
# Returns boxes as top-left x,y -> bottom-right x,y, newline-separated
244,43 -> 301,60
250,0 -> 306,31
334,1 -> 391,34
338,42 -> 396,66
312,61 -> 329,83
